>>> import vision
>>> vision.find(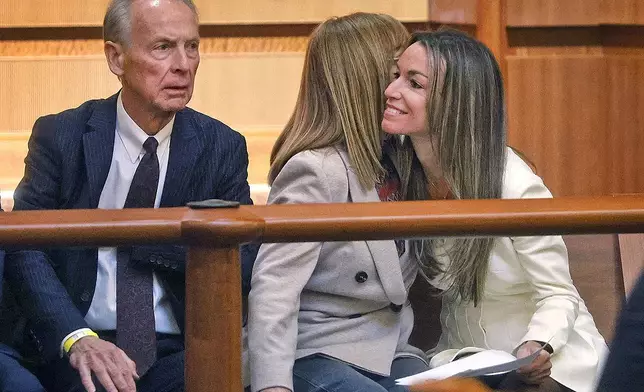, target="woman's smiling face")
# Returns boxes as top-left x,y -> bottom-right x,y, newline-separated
381,42 -> 430,136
